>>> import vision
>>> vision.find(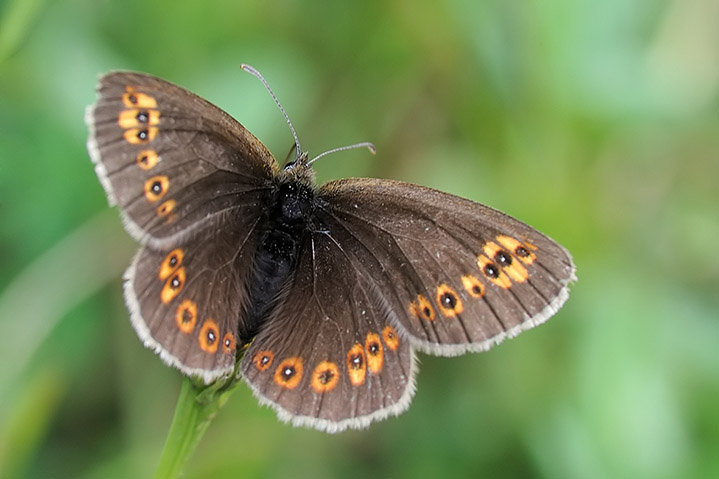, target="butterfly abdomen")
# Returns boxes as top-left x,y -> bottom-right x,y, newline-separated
239,180 -> 316,343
